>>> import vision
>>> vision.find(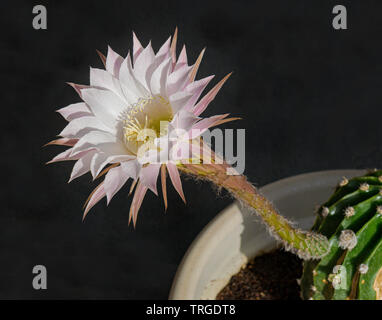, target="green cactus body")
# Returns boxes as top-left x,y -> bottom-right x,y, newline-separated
301,171 -> 382,300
